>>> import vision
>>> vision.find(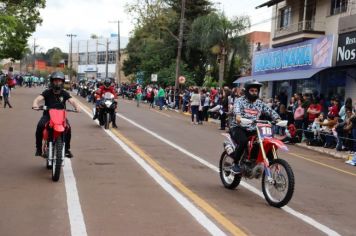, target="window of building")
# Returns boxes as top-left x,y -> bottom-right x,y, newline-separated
279,6 -> 292,29
108,51 -> 117,64
330,0 -> 348,15
79,53 -> 86,65
97,51 -> 106,64
88,52 -> 96,64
